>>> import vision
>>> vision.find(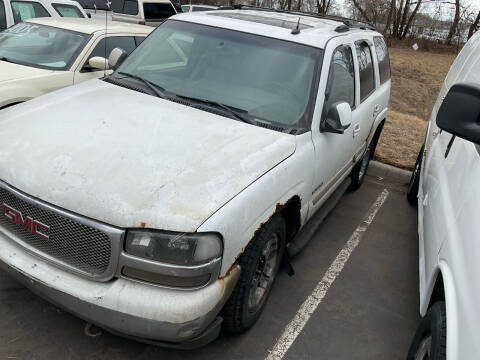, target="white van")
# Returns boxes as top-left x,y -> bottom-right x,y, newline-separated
0,0 -> 87,29
110,0 -> 177,26
407,31 -> 480,359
